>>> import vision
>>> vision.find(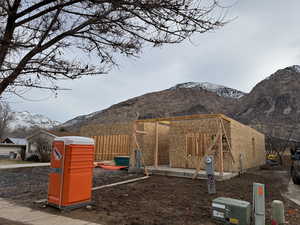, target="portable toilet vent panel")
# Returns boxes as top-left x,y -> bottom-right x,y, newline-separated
48,136 -> 95,209
212,197 -> 251,225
